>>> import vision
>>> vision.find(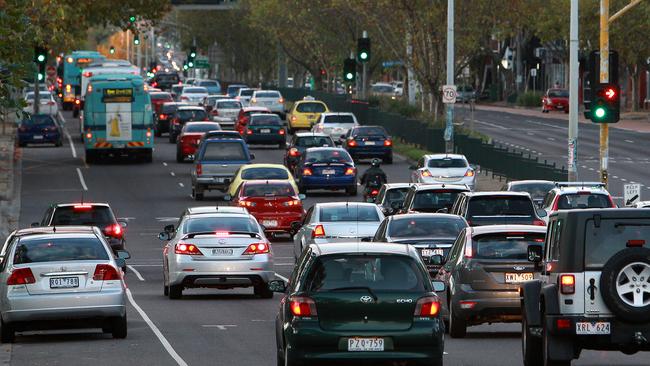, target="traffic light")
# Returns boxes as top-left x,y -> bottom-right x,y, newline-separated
109,46 -> 115,54
133,35 -> 140,45
357,37 -> 370,63
186,56 -> 194,68
189,47 -> 197,59
589,83 -> 620,123
34,46 -> 47,64
129,15 -> 136,23
37,63 -> 45,81
183,63 -> 189,71
343,58 -> 356,82
584,50 -> 619,119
